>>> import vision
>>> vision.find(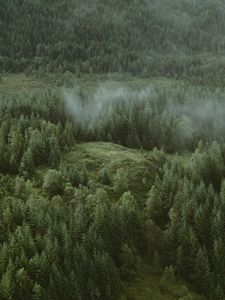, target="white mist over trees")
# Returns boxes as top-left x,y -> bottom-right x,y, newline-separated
64,82 -> 225,151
